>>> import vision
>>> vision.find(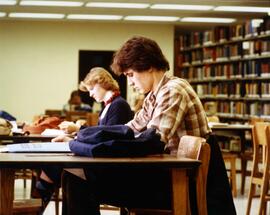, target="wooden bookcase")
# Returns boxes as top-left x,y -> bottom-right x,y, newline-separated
175,17 -> 270,123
